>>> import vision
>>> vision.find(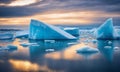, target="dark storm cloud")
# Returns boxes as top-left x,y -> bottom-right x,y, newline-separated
0,0 -> 120,18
